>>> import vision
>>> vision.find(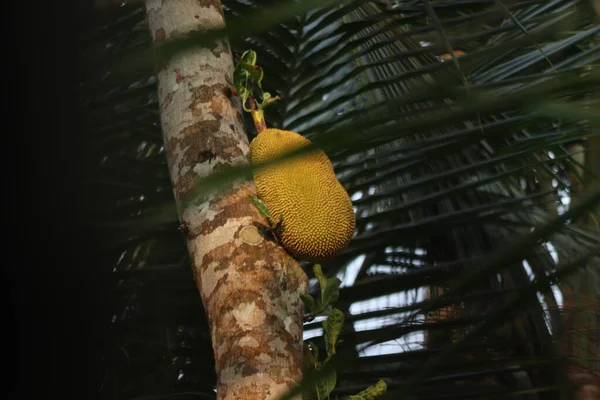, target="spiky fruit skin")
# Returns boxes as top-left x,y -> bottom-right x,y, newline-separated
250,129 -> 355,262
